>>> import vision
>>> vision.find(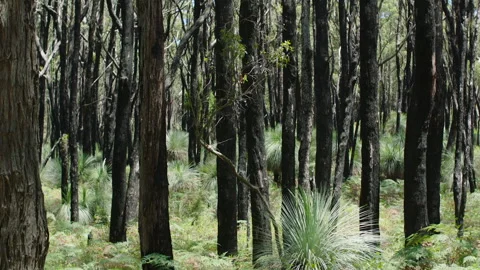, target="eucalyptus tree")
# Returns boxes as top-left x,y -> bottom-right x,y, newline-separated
0,0 -> 49,267
240,0 -> 272,262
315,0 -> 333,191
69,0 -> 82,222
404,0 -> 436,238
138,0 -> 174,267
359,0 -> 380,235
110,0 -> 135,243
215,0 -> 238,256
